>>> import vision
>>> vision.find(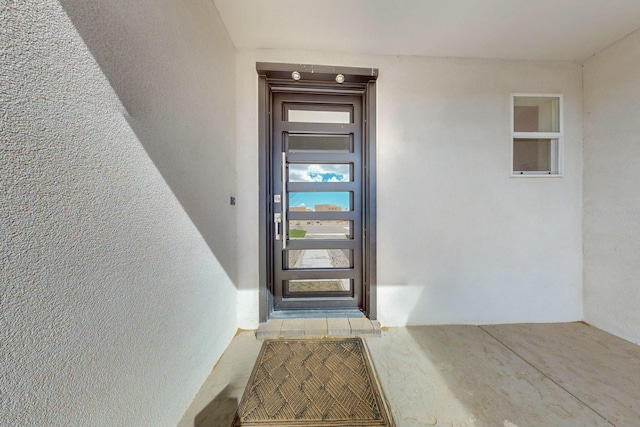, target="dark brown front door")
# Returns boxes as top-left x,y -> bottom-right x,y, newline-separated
257,63 -> 378,321
271,91 -> 364,315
